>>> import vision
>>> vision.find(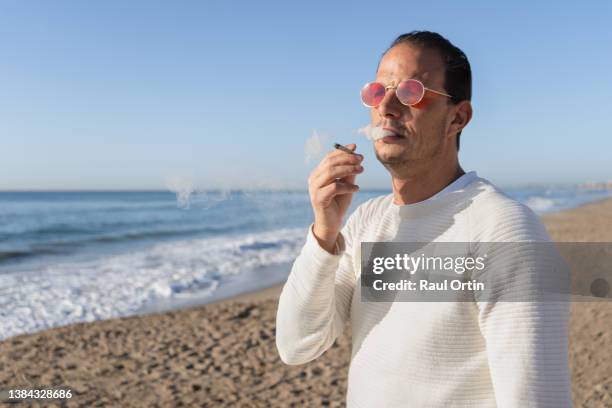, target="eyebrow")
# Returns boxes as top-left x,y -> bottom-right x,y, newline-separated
376,73 -> 426,85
